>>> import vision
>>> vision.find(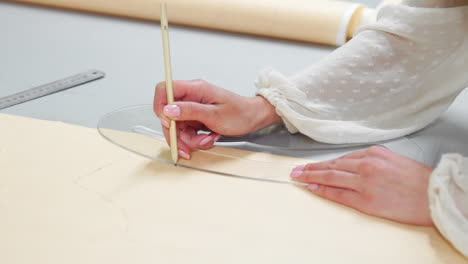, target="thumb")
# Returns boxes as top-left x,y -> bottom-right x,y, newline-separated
163,102 -> 217,124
